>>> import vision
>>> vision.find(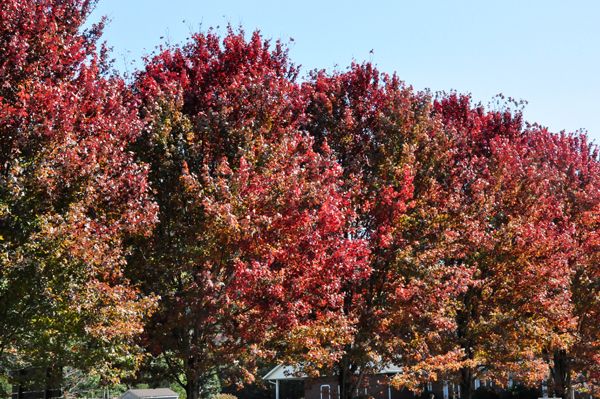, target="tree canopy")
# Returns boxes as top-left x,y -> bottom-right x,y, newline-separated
2,3 -> 600,399
0,0 -> 157,384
